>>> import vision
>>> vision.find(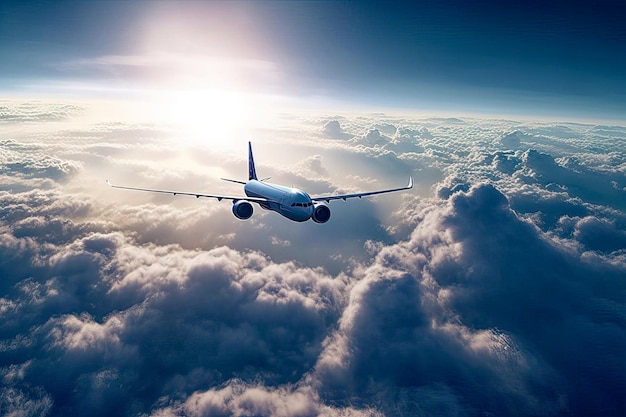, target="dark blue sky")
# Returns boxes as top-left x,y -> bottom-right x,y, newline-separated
1,0 -> 625,120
